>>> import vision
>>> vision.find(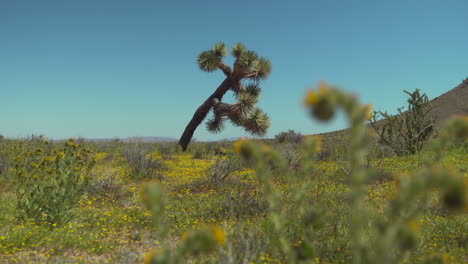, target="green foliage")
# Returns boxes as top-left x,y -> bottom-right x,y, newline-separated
155,142 -> 180,159
121,142 -> 166,180
13,139 -> 95,227
371,89 -> 436,156
242,108 -> 270,136
197,50 -> 220,72
188,142 -> 210,159
142,184 -> 226,264
208,152 -> 241,182
211,42 -> 228,59
231,42 -> 246,58
0,156 -> 5,176
277,143 -> 303,171
275,129 -> 304,144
